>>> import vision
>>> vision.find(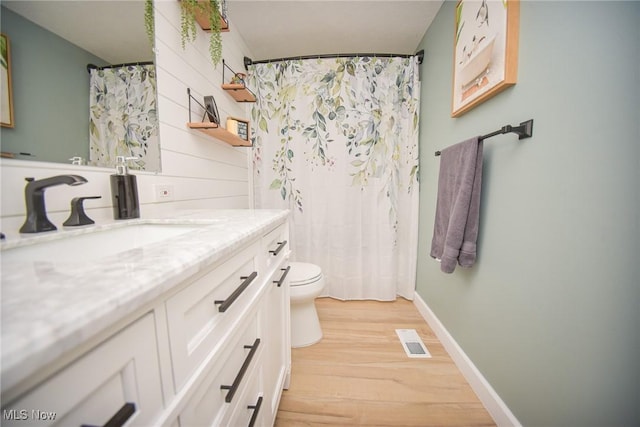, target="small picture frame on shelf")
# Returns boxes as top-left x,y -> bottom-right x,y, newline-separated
226,116 -> 250,141
203,95 -> 220,124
